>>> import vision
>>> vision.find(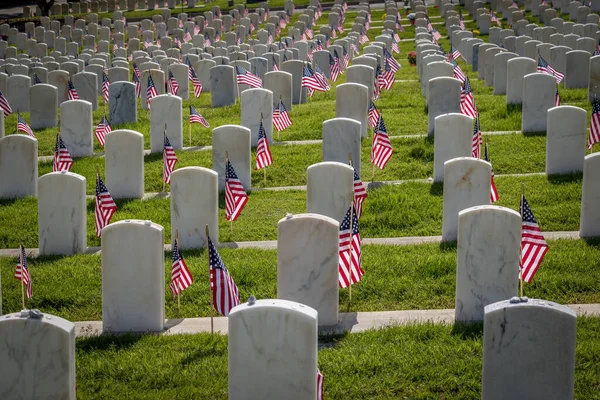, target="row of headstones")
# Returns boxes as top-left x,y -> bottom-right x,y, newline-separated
22,0 -> 210,17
